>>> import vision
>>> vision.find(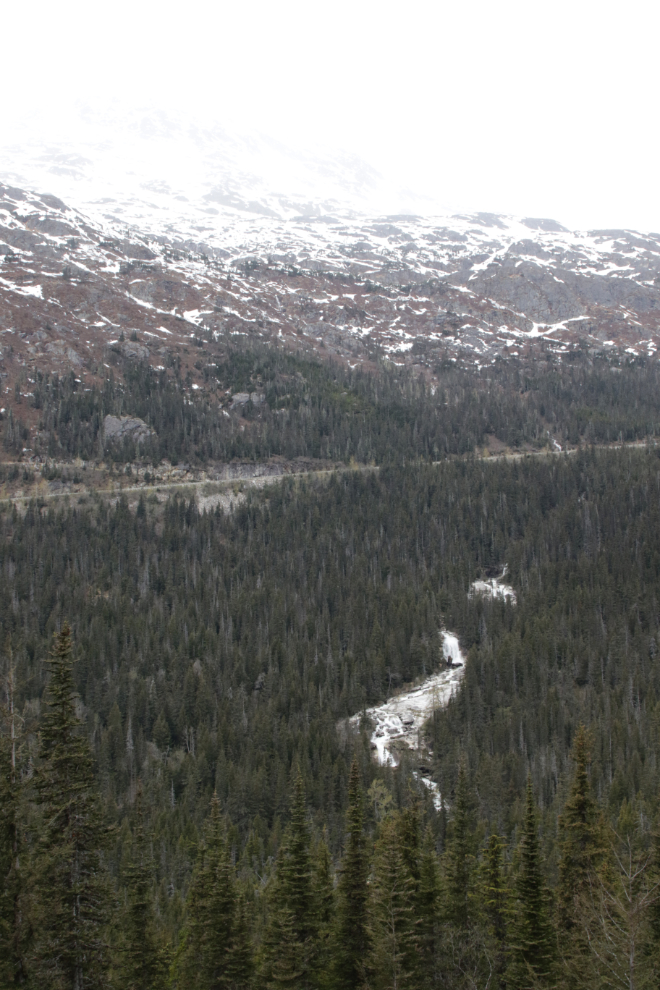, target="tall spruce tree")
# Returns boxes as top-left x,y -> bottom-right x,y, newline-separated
312,832 -> 335,986
415,827 -> 441,990
509,777 -> 555,989
441,763 -> 490,990
182,792 -> 251,989
443,760 -> 478,929
0,653 -> 28,985
120,784 -> 168,990
396,802 -> 426,986
557,725 -> 606,929
260,902 -> 305,990
557,727 -> 607,988
29,622 -> 110,990
332,759 -> 370,990
226,891 -> 254,990
260,767 -> 318,989
480,834 -> 510,989
368,812 -> 416,990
